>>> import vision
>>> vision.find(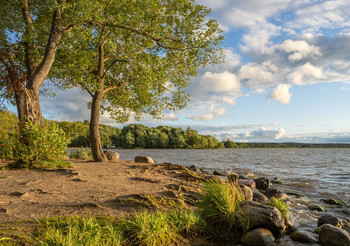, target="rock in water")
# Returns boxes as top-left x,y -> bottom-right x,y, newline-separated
252,190 -> 268,203
319,224 -> 350,246
321,198 -> 346,206
103,150 -> 119,161
318,214 -> 341,227
241,228 -> 275,246
238,179 -> 256,188
134,156 -> 154,164
254,177 -> 270,190
264,188 -> 288,200
289,230 -> 318,243
240,200 -> 286,235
